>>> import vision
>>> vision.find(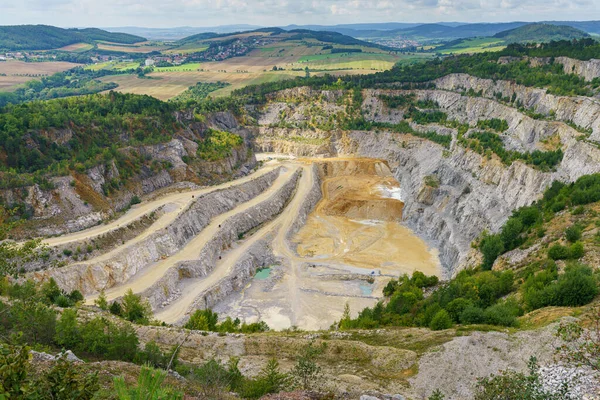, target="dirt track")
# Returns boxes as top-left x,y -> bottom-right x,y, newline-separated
86,165 -> 297,304
44,165 -> 279,248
